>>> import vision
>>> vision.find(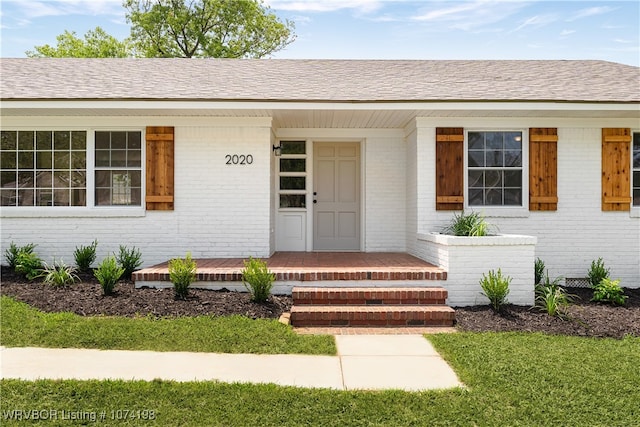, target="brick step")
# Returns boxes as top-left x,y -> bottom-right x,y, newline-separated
290,305 -> 455,327
292,286 -> 448,306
